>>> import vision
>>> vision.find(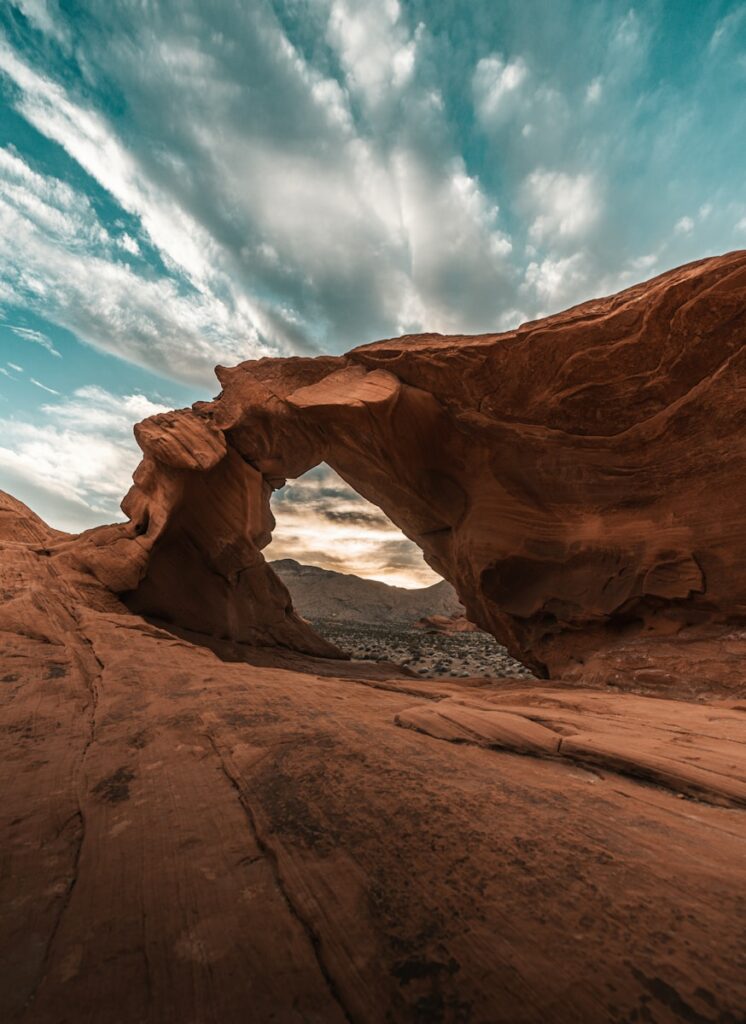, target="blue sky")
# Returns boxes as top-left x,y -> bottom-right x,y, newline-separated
0,0 -> 744,584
